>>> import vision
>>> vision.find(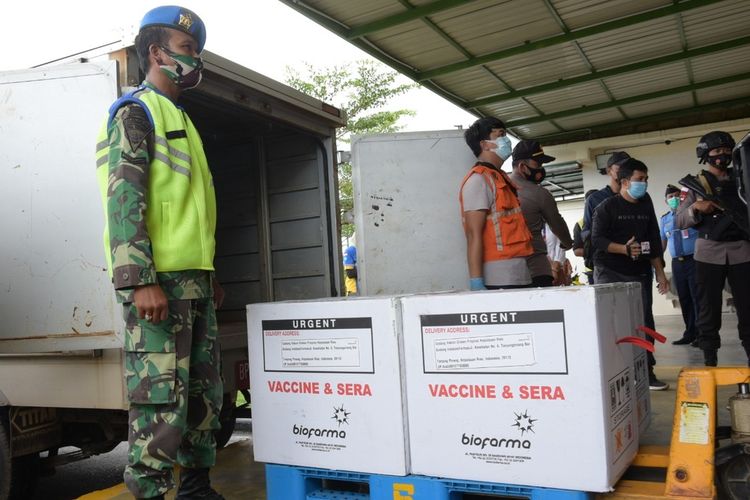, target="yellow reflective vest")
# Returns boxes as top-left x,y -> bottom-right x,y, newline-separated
95,86 -> 216,275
